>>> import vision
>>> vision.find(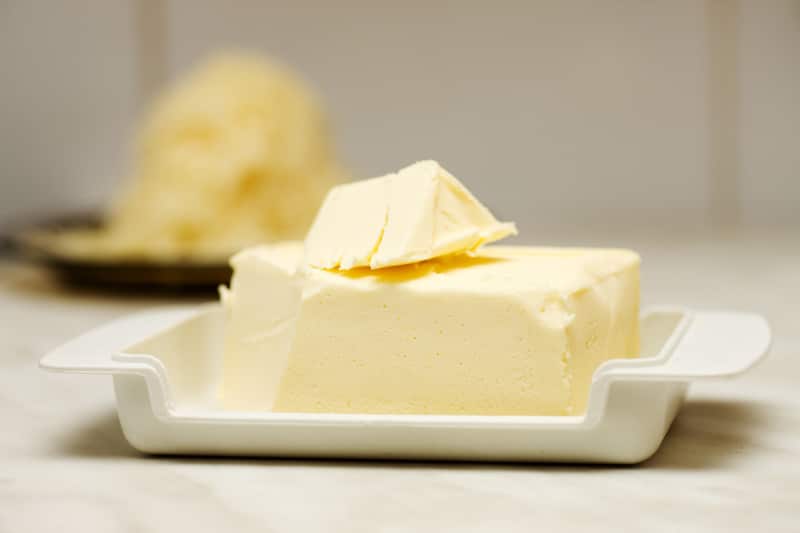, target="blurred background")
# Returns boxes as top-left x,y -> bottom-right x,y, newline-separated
1,0 -> 798,238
